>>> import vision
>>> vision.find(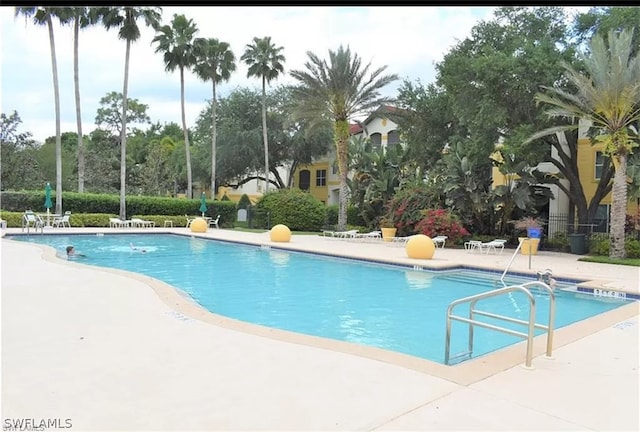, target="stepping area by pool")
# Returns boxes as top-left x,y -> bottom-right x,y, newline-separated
1,226 -> 638,430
